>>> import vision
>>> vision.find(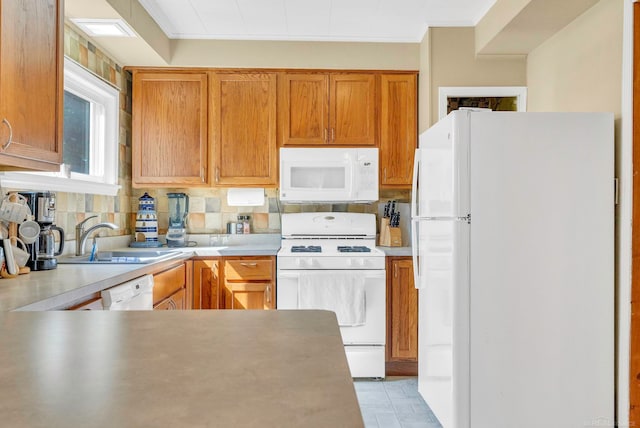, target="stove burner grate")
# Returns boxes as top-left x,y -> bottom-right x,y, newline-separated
337,246 -> 371,253
291,245 -> 322,253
